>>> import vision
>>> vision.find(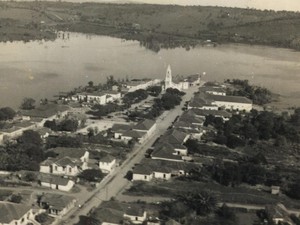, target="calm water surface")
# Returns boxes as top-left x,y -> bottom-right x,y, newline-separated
0,32 -> 299,109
